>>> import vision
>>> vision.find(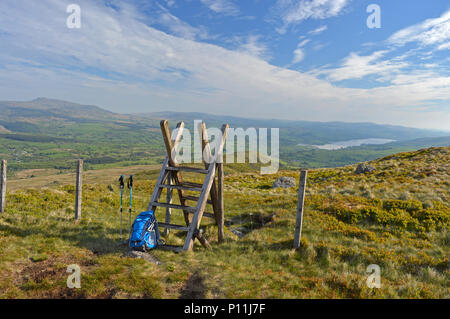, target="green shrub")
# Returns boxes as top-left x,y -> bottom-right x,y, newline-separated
410,209 -> 449,231
336,208 -> 362,224
383,199 -> 423,212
